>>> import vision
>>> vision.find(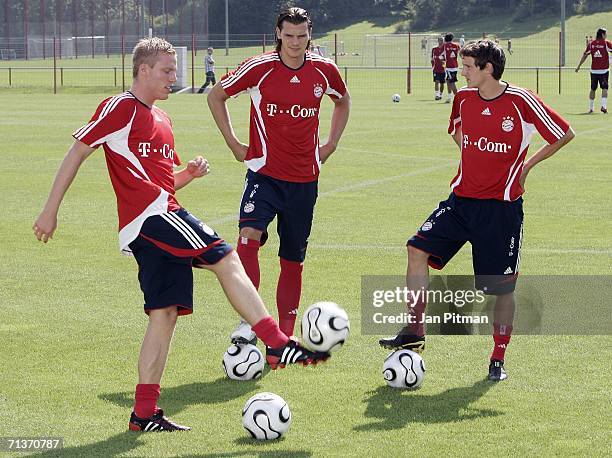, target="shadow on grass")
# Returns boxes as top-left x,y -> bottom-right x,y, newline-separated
28,431 -> 311,457
99,377 -> 261,417
354,379 -> 502,431
27,432 -> 142,457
